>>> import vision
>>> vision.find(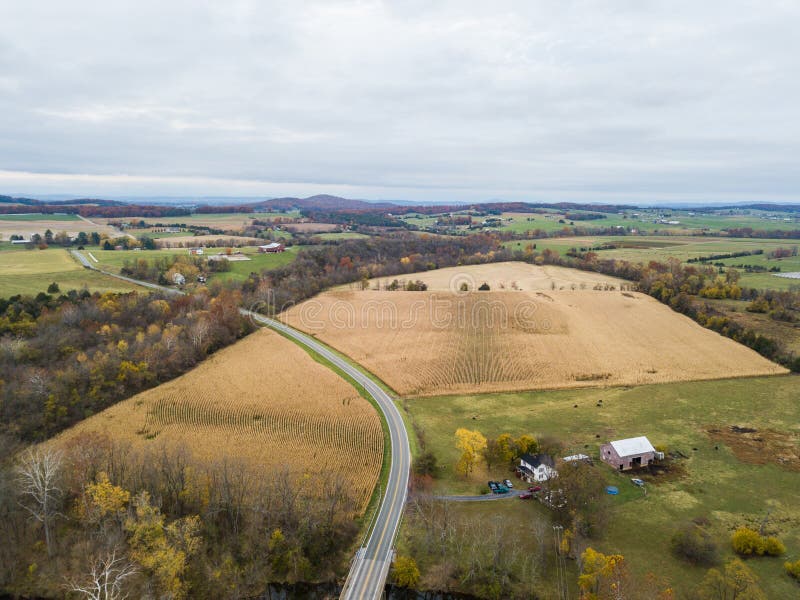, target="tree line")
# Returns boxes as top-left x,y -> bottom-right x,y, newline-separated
0,436 -> 358,598
0,289 -> 252,442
